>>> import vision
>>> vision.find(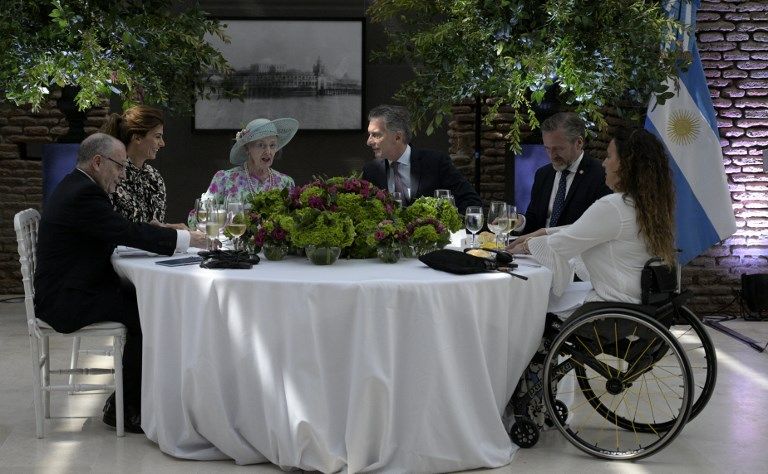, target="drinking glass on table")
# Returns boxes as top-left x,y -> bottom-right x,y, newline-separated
392,191 -> 404,208
464,206 -> 484,248
194,198 -> 209,233
502,205 -> 518,247
225,201 -> 247,251
434,189 -> 455,207
487,201 -> 511,249
204,202 -> 222,251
